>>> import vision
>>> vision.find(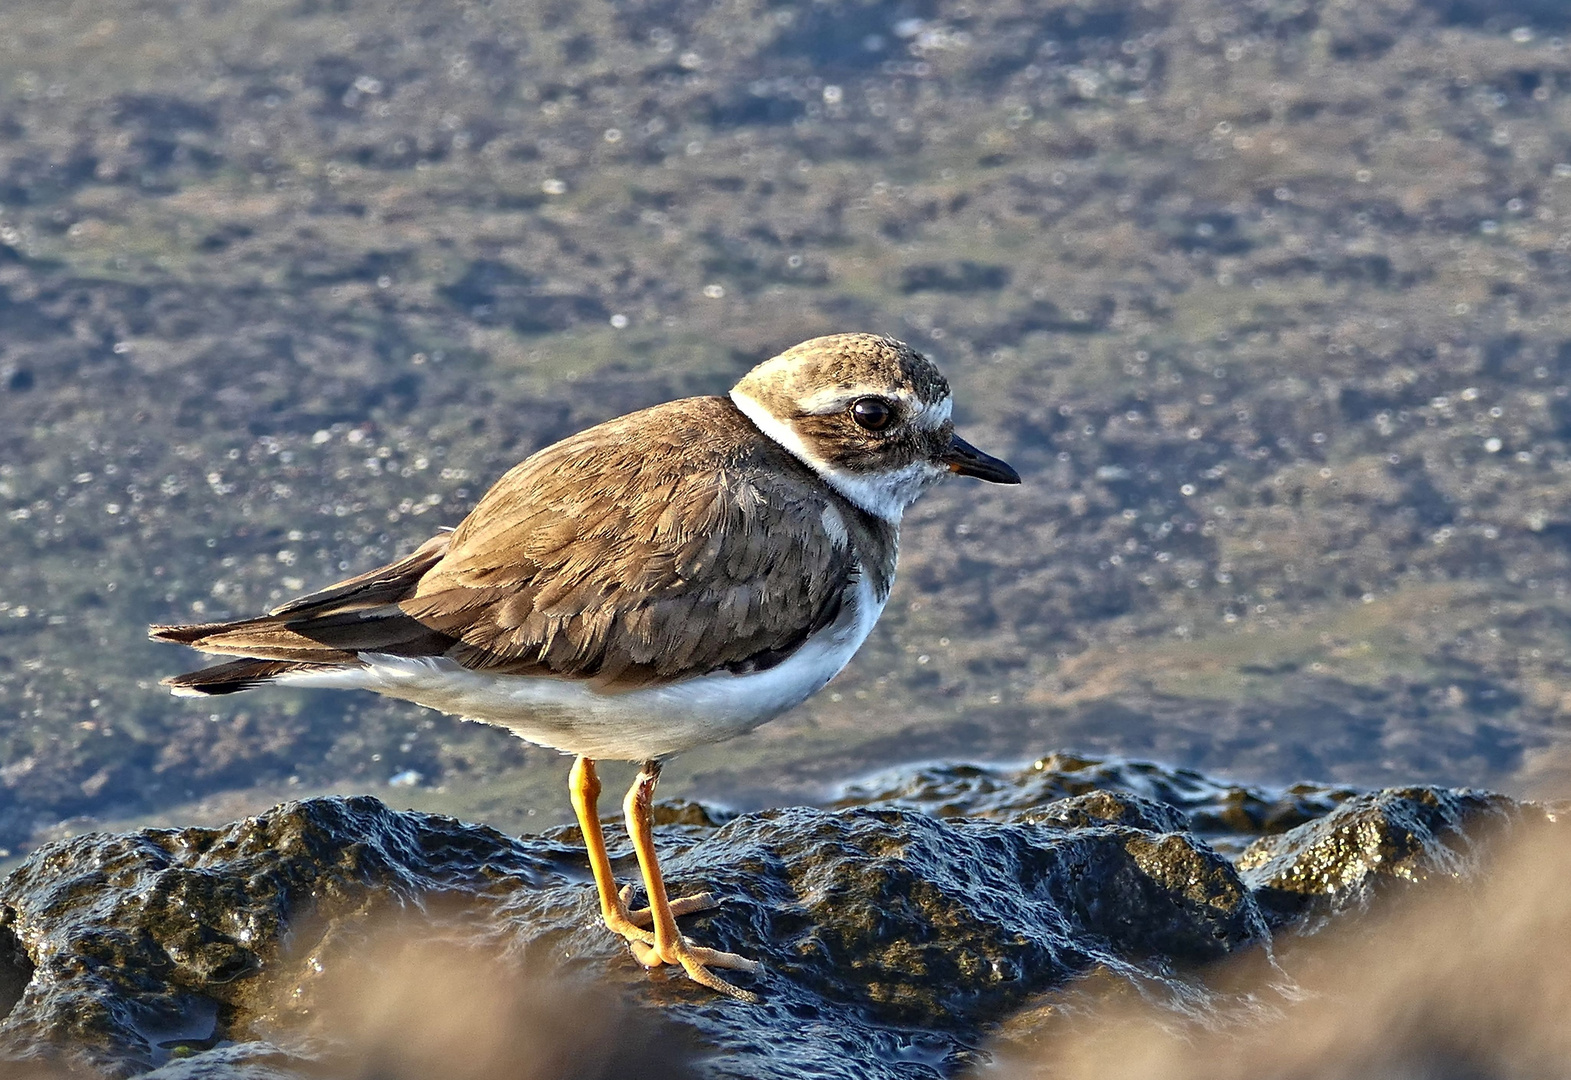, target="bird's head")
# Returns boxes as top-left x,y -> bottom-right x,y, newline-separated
730,332 -> 1019,522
